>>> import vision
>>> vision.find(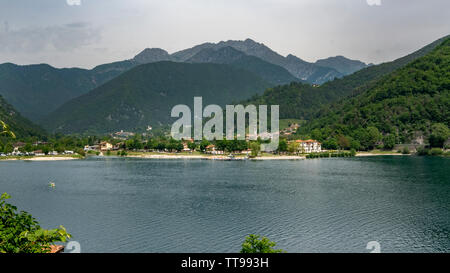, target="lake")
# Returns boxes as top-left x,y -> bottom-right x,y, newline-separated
0,156 -> 449,253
